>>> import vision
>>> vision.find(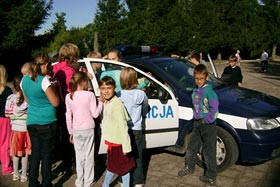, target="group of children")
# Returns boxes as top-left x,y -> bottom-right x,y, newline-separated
0,63 -> 34,183
0,44 -> 253,187
57,46 -> 149,187
0,44 -> 149,187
